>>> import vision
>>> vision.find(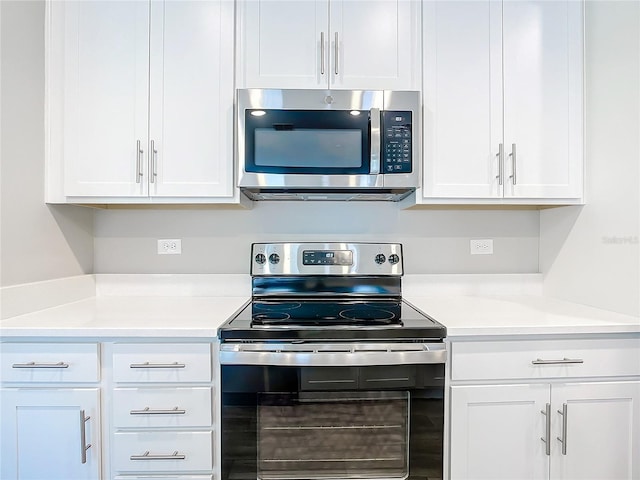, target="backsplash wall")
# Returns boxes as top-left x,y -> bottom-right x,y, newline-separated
94,203 -> 539,274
